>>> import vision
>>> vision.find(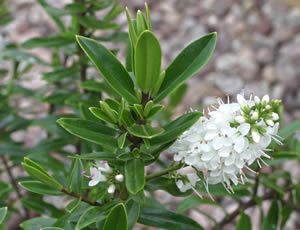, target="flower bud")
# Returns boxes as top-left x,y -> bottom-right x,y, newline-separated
115,174 -> 124,182
266,120 -> 274,127
272,112 -> 279,121
265,105 -> 271,110
251,111 -> 259,120
107,184 -> 116,194
237,94 -> 247,105
254,96 -> 260,104
251,129 -> 260,143
262,94 -> 270,103
235,116 -> 246,123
